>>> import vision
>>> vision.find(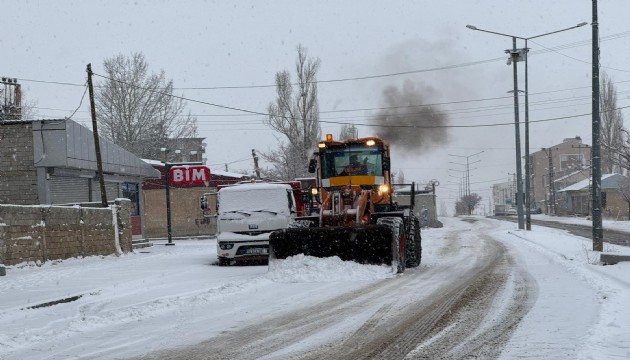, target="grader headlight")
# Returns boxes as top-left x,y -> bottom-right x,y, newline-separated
378,184 -> 390,195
